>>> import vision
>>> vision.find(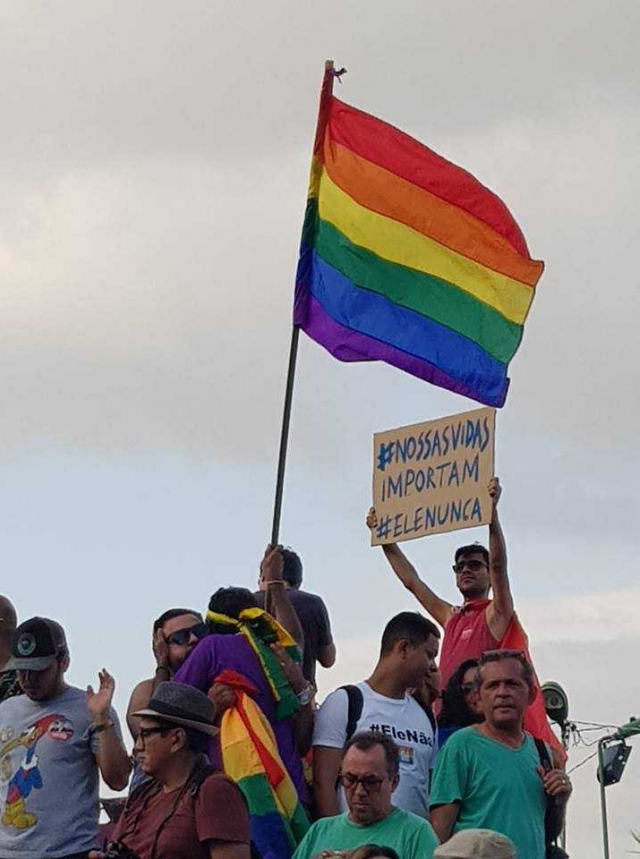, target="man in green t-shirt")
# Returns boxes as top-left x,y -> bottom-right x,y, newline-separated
430,650 -> 572,859
294,732 -> 438,859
